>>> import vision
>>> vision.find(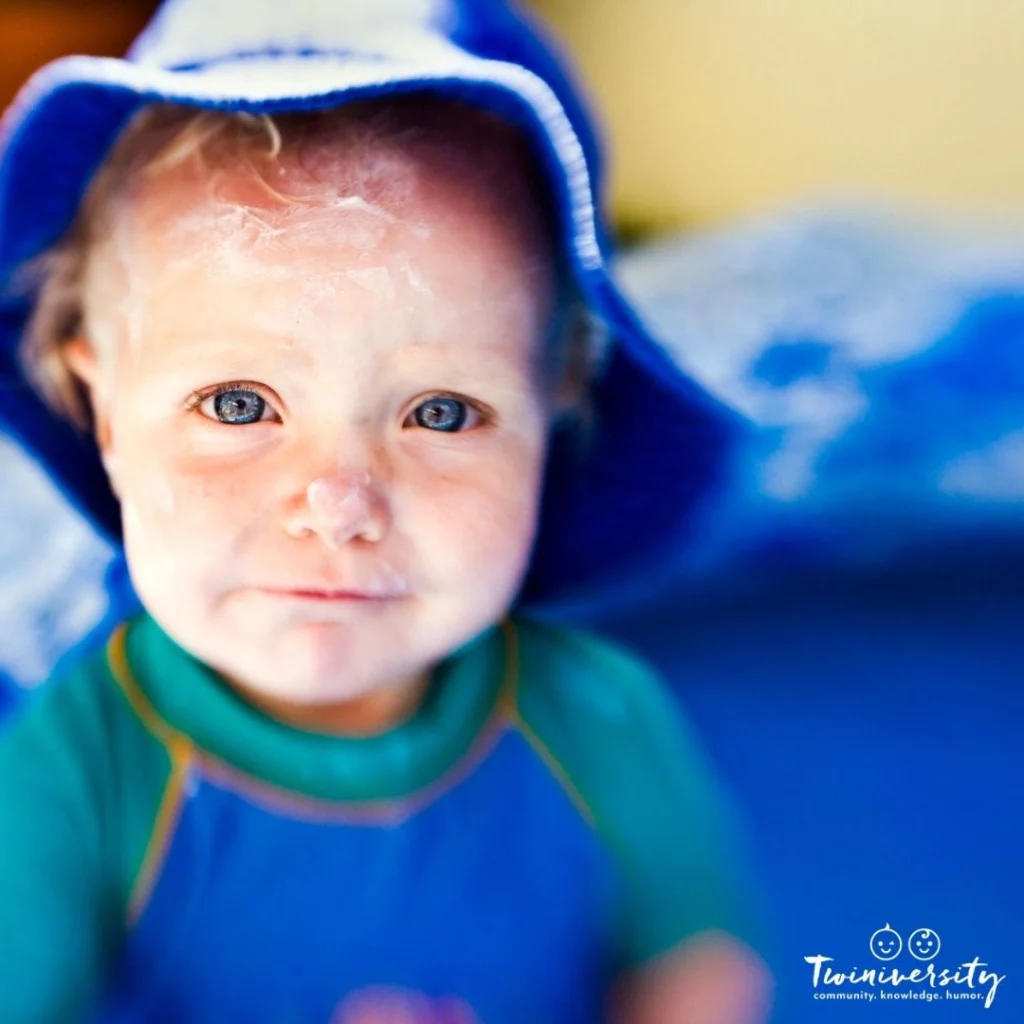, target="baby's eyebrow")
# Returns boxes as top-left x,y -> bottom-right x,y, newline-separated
387,336 -> 533,370
146,329 -> 316,362
389,357 -> 536,397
